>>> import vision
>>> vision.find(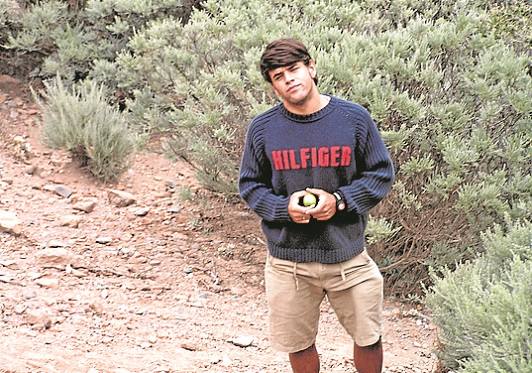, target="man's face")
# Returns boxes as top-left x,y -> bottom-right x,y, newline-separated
268,60 -> 317,106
